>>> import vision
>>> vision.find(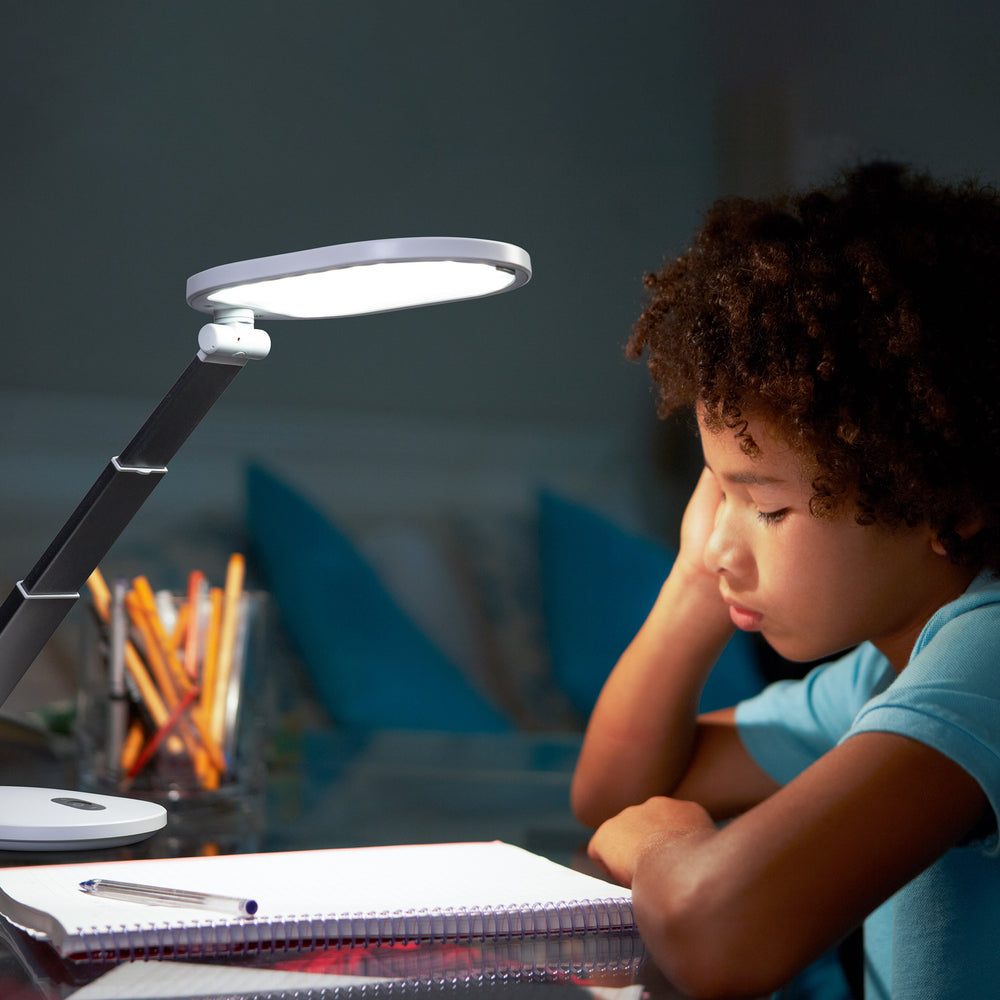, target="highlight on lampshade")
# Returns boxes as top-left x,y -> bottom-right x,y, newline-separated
186,236 -> 532,320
